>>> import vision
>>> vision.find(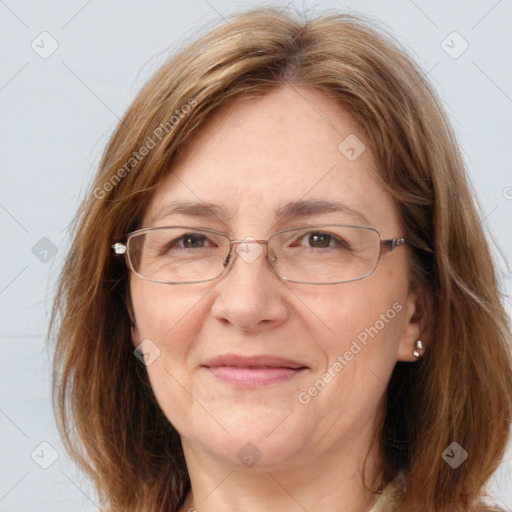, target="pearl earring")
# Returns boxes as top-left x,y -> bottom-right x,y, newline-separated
413,339 -> 424,359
